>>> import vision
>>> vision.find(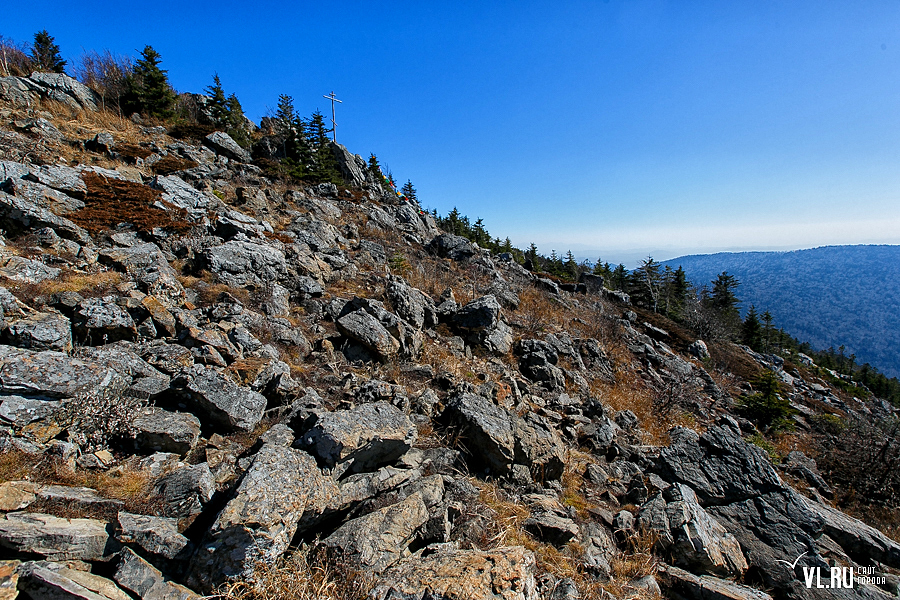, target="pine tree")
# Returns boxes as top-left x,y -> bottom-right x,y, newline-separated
401,180 -> 417,202
123,46 -> 175,119
709,271 -> 741,335
31,30 -> 66,73
611,264 -> 628,291
742,305 -> 763,351
564,250 -> 578,281
367,154 -> 382,179
762,310 -> 774,354
205,74 -> 229,126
